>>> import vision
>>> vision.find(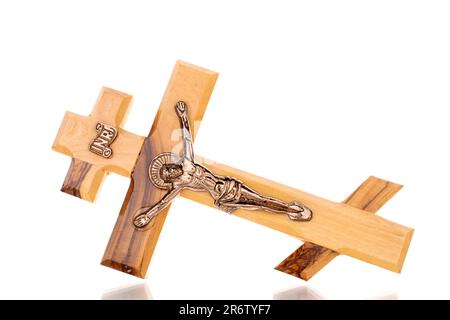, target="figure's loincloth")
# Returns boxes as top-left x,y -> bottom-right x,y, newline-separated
213,178 -> 243,213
